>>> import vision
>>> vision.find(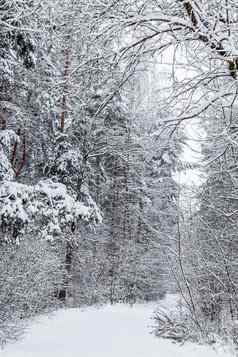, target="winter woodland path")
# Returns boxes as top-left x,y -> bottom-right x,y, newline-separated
0,296 -> 234,357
